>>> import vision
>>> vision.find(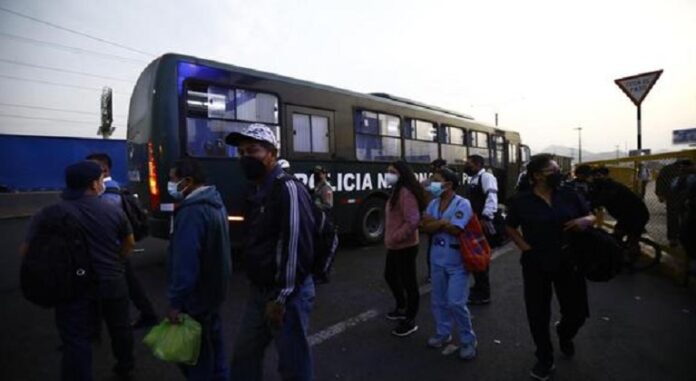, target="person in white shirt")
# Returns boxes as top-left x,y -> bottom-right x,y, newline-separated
464,154 -> 499,305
